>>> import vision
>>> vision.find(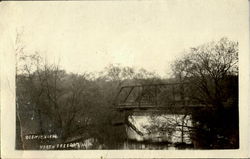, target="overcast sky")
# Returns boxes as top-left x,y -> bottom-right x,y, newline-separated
1,0 -> 248,77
